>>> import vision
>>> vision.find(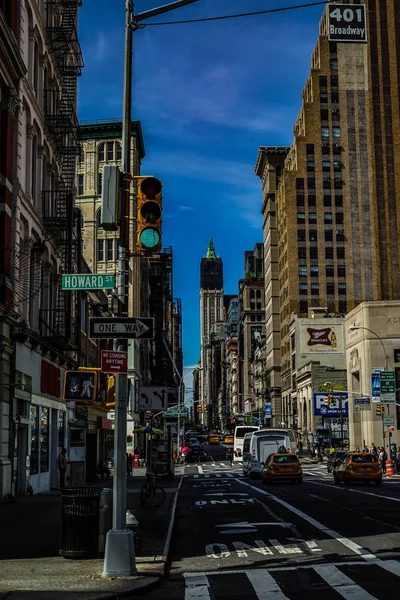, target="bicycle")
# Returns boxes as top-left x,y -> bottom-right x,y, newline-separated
140,471 -> 166,508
